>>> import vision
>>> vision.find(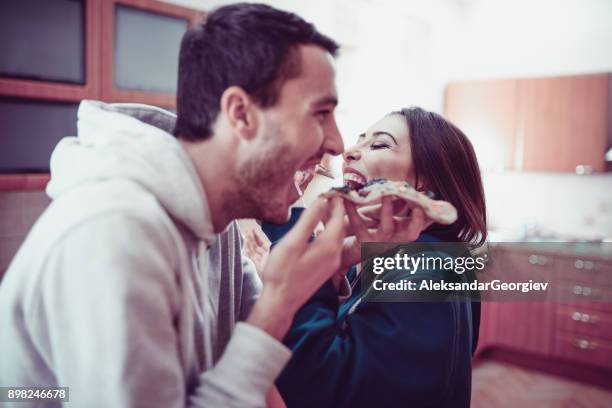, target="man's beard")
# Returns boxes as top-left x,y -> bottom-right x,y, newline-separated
232,131 -> 297,223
